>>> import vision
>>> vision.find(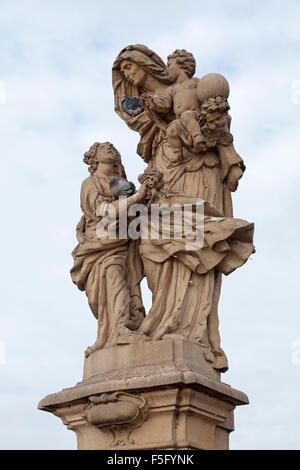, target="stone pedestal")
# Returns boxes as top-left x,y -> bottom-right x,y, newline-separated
38,339 -> 248,450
